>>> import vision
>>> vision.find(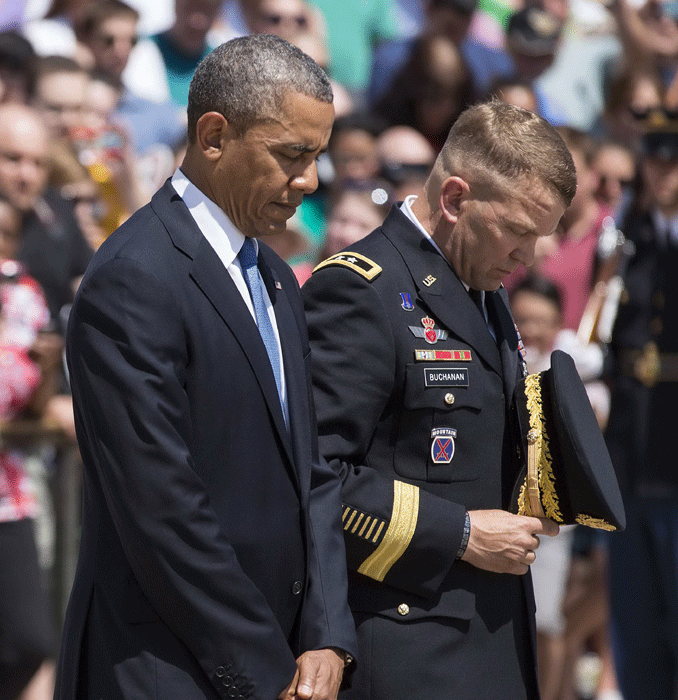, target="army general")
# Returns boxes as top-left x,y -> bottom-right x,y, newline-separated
302,100 -> 576,699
